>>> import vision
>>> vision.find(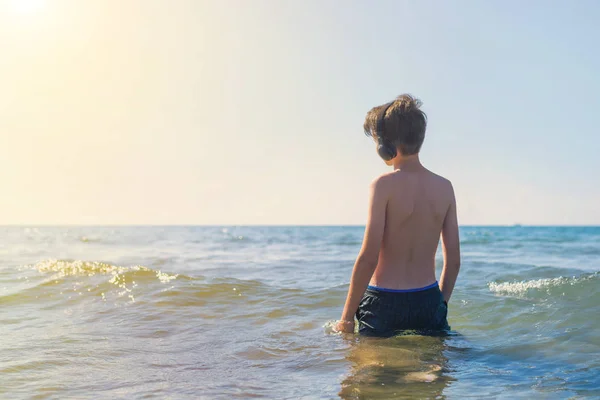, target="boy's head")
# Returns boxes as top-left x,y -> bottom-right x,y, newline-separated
363,94 -> 427,162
